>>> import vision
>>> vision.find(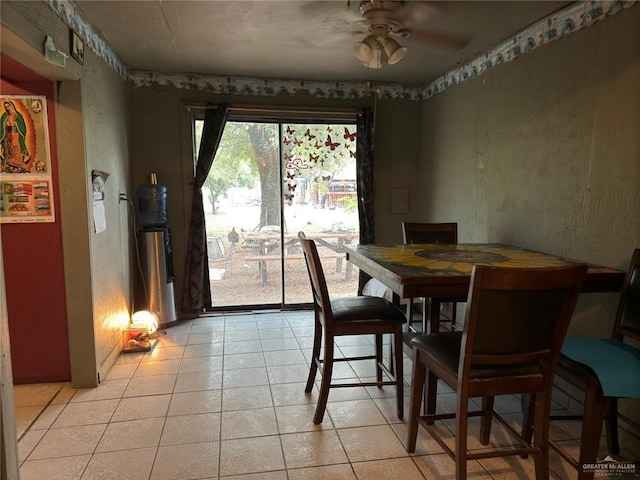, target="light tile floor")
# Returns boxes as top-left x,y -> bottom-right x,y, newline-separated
13,311 -> 640,479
